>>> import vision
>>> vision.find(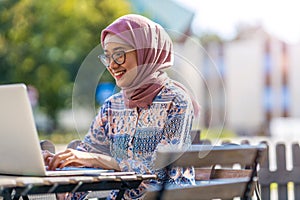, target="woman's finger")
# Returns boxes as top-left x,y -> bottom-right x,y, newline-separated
59,159 -> 85,169
48,151 -> 73,170
42,150 -> 54,166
